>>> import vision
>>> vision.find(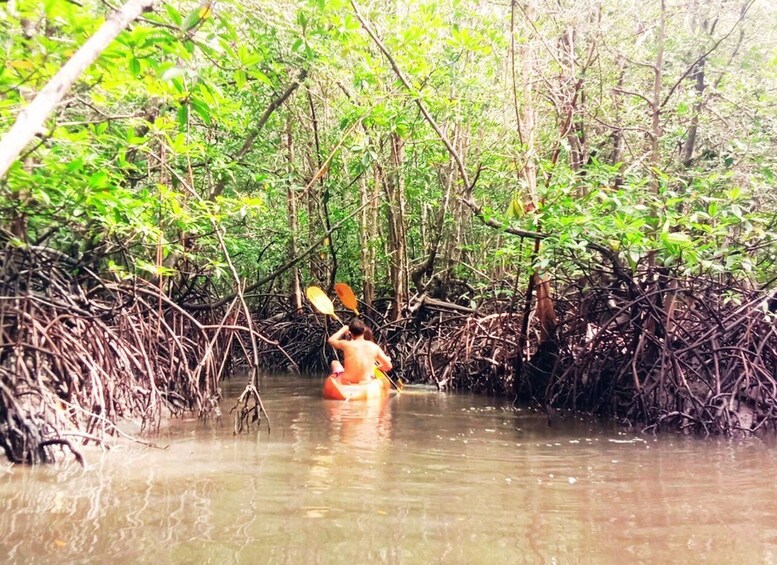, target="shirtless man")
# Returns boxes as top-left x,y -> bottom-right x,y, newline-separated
327,319 -> 392,384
